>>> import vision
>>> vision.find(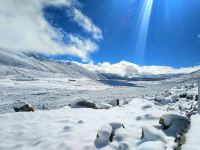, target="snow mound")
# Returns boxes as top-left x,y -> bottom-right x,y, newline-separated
138,141 -> 166,150
140,126 -> 176,149
97,103 -> 113,109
